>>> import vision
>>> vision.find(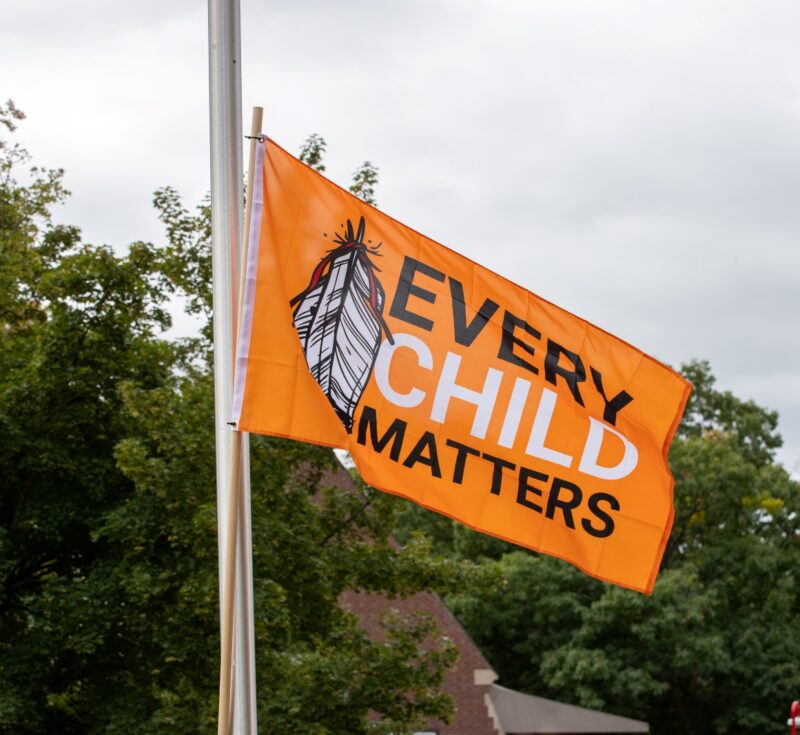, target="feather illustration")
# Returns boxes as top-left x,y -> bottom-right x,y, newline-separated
291,217 -> 394,432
